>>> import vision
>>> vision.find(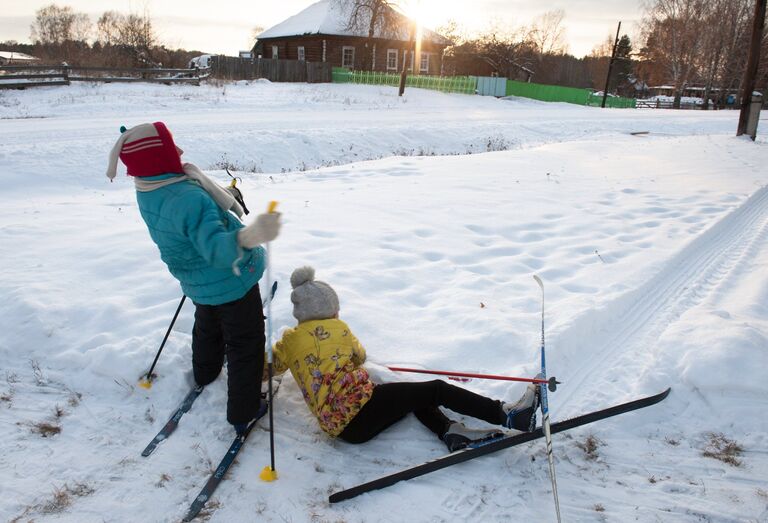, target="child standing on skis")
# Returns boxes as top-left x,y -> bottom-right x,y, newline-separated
106,122 -> 281,435
270,266 -> 539,451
